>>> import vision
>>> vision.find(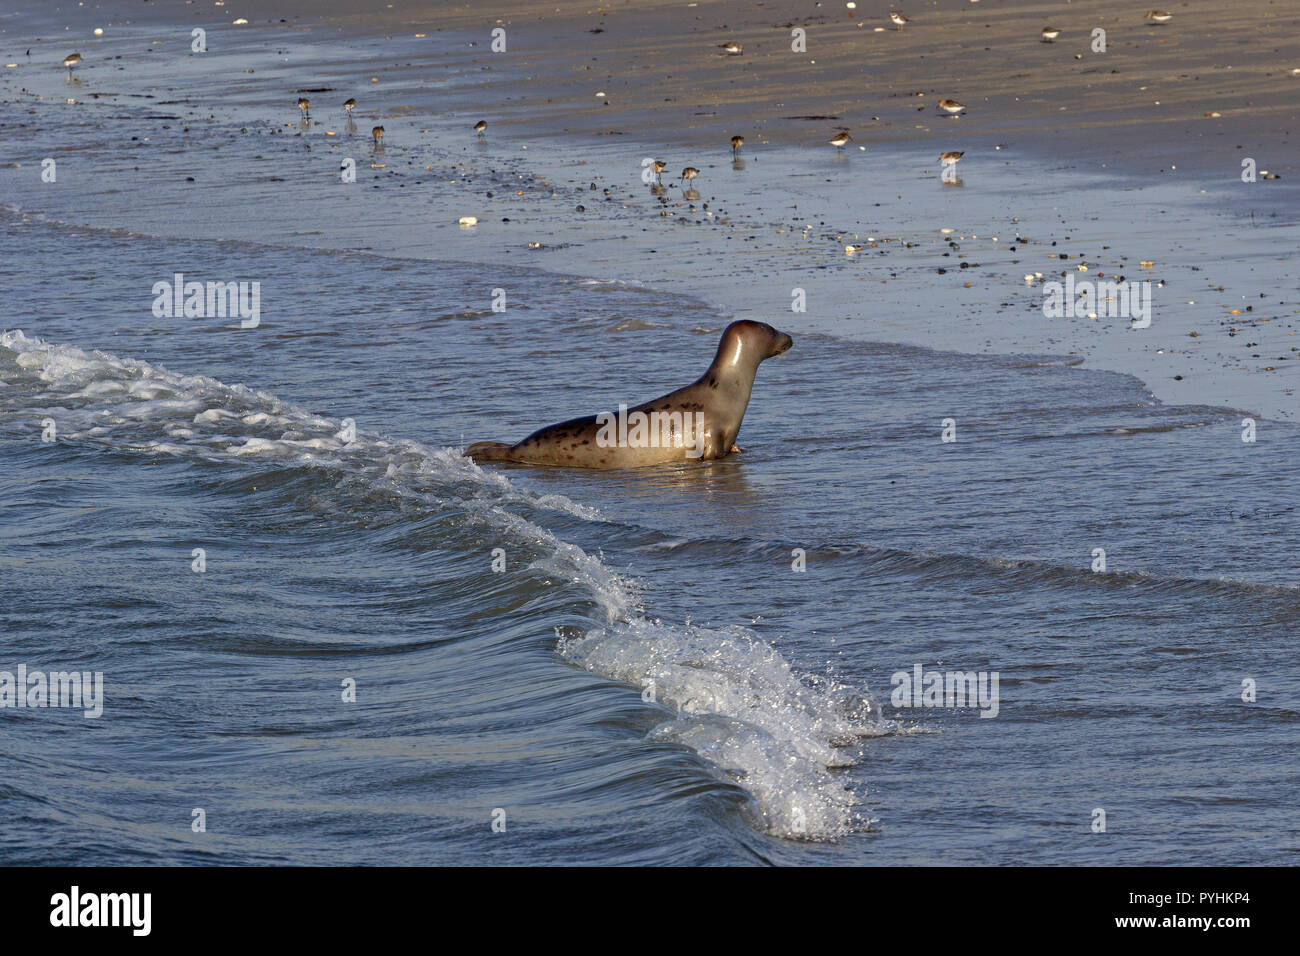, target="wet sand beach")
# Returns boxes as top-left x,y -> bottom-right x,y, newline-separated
5,0 -> 1297,417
